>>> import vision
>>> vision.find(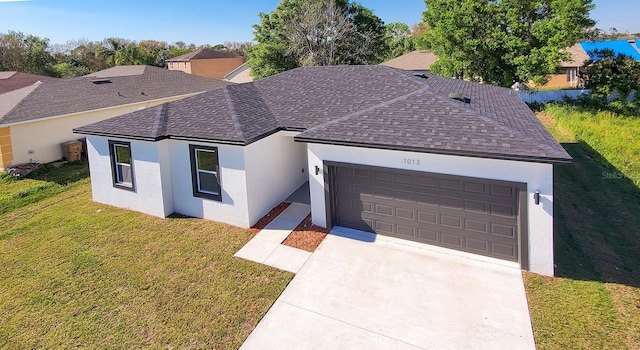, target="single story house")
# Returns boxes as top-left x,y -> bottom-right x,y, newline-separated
167,48 -> 245,80
0,65 -> 227,169
75,65 -> 571,276
381,50 -> 439,74
0,71 -> 57,95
